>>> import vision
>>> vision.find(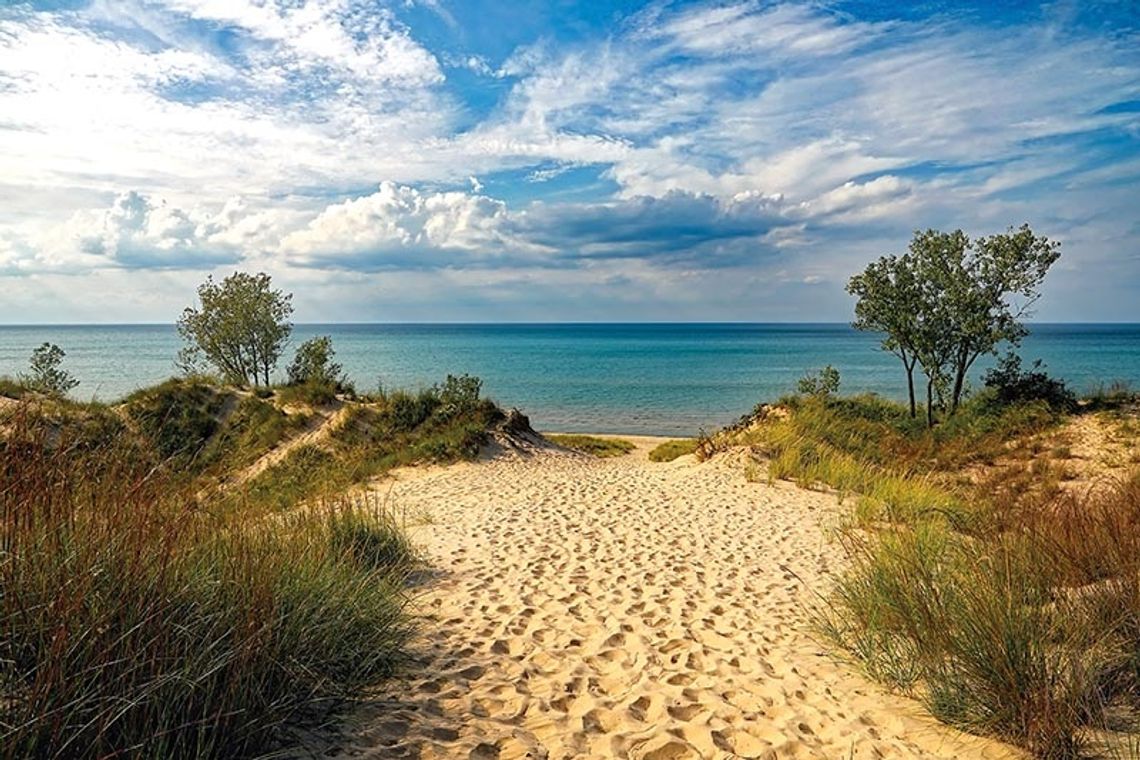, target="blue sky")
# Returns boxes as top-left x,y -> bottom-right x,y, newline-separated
0,0 -> 1137,322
